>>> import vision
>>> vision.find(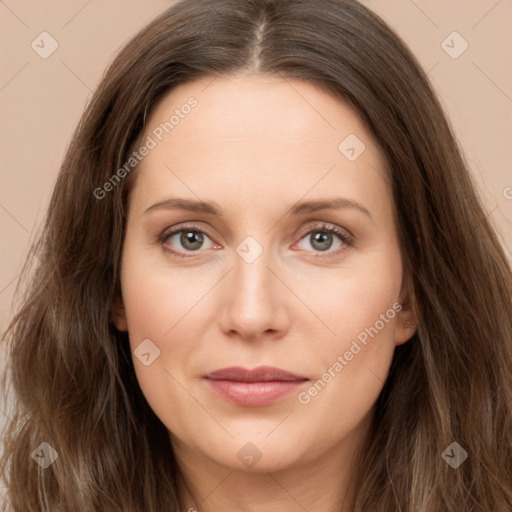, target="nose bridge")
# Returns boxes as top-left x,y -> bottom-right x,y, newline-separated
232,231 -> 274,297
218,239 -> 288,339
231,244 -> 275,311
